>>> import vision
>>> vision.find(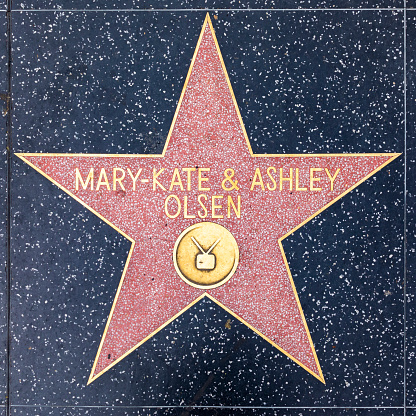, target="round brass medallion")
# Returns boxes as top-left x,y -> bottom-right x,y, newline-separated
173,222 -> 239,289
